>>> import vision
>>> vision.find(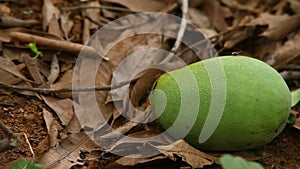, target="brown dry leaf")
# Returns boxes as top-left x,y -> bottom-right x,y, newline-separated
43,108 -> 59,148
294,117 -> 300,130
60,11 -> 74,40
47,54 -> 60,85
42,0 -> 60,31
232,0 -> 260,12
102,0 -> 169,12
289,0 -> 300,13
41,96 -> 74,126
21,53 -> 47,87
0,3 -> 11,16
201,0 -> 231,31
104,155 -> 167,169
214,25 -> 267,50
84,0 -> 101,30
291,110 -> 300,130
106,130 -> 174,158
65,103 -> 83,134
130,69 -> 164,107
154,140 -> 218,168
51,69 -> 73,98
3,47 -> 23,61
188,8 -> 211,29
248,13 -> 300,40
48,14 -> 64,39
271,31 -> 300,68
0,56 -> 31,83
0,30 -> 12,42
34,133 -> 98,169
81,1 -> 101,43
0,69 -> 22,85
